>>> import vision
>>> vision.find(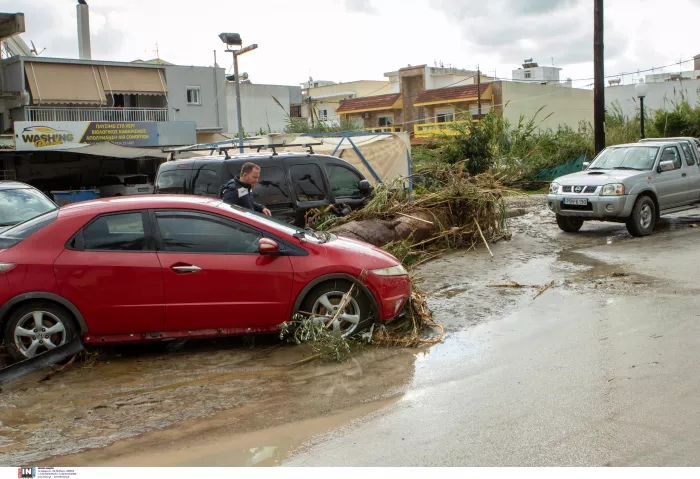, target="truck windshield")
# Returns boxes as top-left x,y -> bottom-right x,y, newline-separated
589,146 -> 659,171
